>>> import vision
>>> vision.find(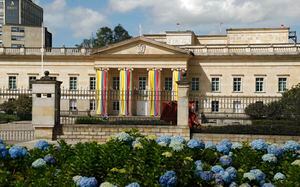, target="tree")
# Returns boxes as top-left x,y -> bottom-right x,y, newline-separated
77,24 -> 132,48
0,95 -> 32,120
95,27 -> 114,47
113,24 -> 132,43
